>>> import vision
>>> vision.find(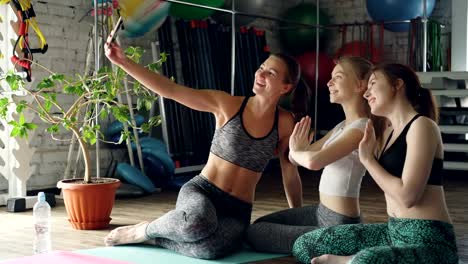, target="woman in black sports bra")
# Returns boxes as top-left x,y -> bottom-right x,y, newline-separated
292,63 -> 458,264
